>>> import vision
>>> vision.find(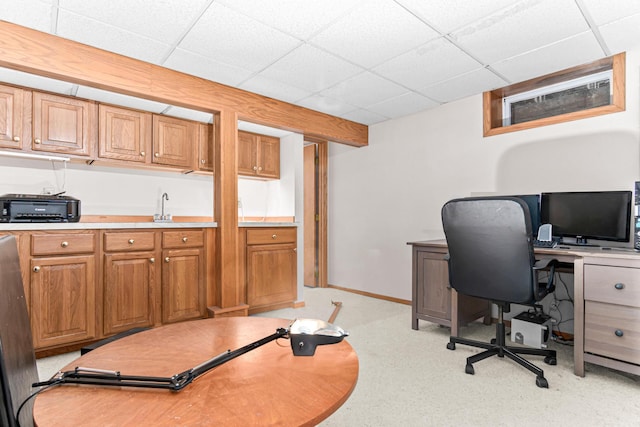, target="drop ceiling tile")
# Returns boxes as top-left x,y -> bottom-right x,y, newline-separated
396,0 -> 520,33
56,10 -> 171,64
341,108 -> 389,125
451,0 -> 589,64
297,94 -> 358,117
491,32 -> 605,84
164,48 -> 254,87
216,0 -> 359,40
373,37 -> 480,91
367,92 -> 440,119
74,86 -> 169,113
320,71 -> 407,108
59,0 -> 210,44
259,44 -> 363,93
162,106 -> 213,123
580,0 -> 640,26
238,75 -> 312,104
178,2 -> 302,72
0,67 -> 75,95
0,0 -> 52,32
310,0 -> 440,68
599,13 -> 640,55
419,68 -> 507,103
